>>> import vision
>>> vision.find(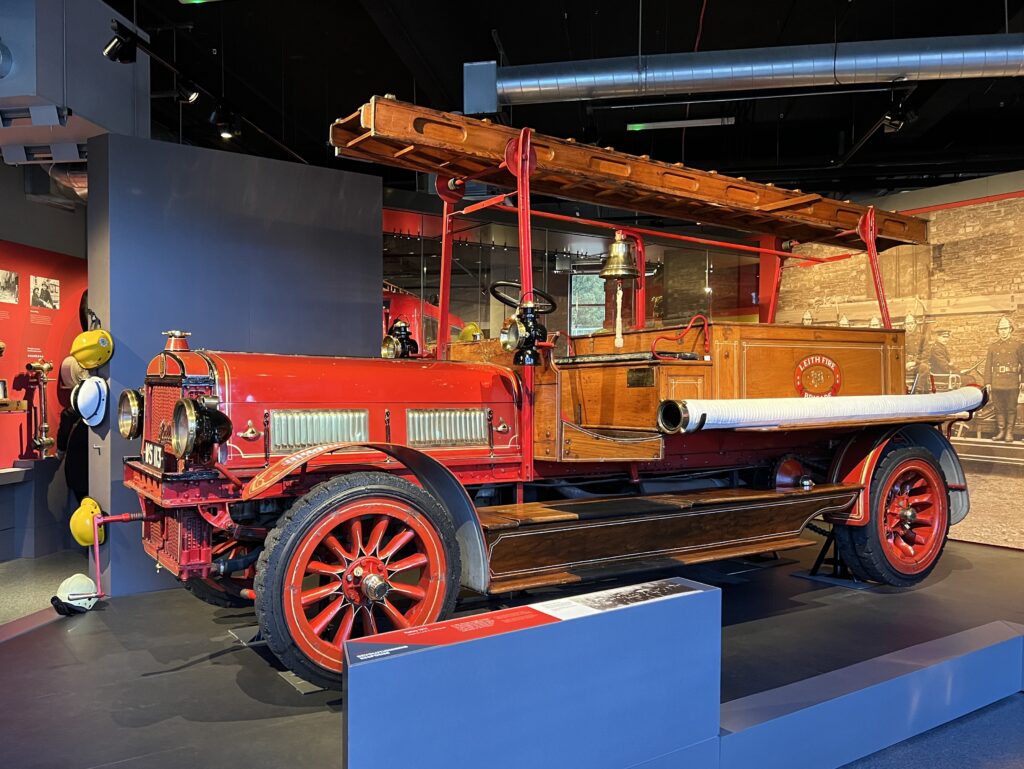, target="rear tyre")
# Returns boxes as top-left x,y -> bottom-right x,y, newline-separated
834,446 -> 950,587
255,472 -> 460,690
